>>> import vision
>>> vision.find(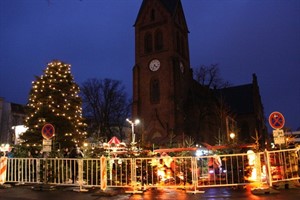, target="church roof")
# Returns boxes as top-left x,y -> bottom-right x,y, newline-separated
216,84 -> 254,115
134,0 -> 181,25
160,0 -> 180,14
